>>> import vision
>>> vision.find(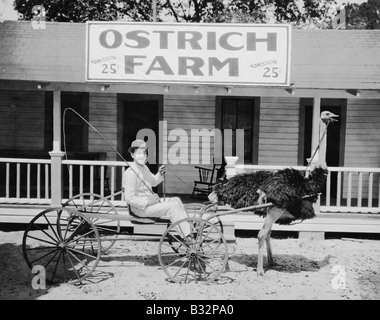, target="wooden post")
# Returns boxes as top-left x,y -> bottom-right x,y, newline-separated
310,97 -> 321,165
49,91 -> 65,206
224,156 -> 238,179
